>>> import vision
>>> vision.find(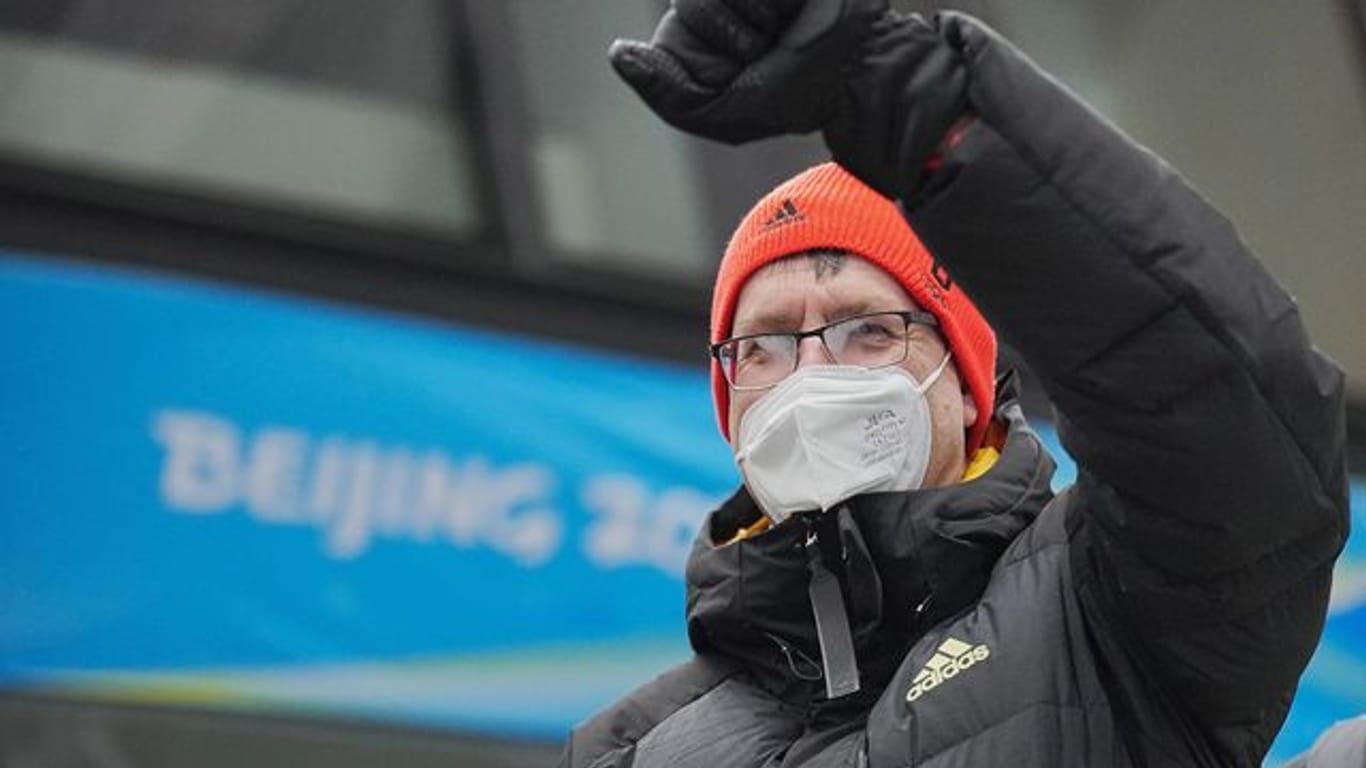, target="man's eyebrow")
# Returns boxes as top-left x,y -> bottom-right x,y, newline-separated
732,299 -> 901,336
732,310 -> 801,336
827,300 -> 876,320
